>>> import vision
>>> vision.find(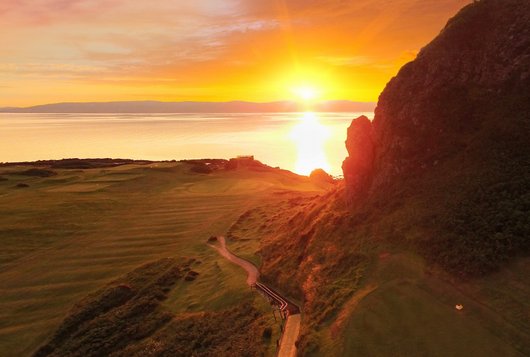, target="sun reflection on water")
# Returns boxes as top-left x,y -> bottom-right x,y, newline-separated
289,112 -> 331,176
